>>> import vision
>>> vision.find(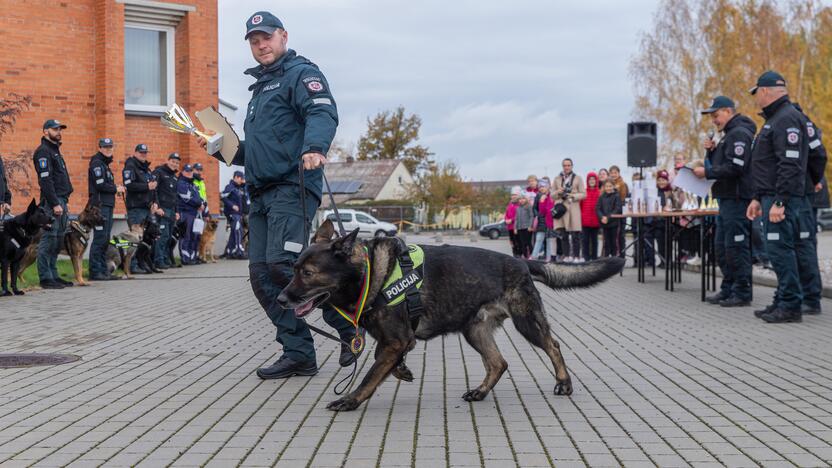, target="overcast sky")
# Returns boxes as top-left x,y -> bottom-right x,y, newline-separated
218,0 -> 658,182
